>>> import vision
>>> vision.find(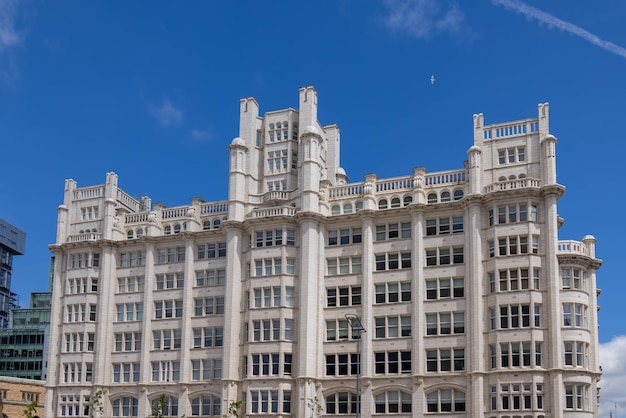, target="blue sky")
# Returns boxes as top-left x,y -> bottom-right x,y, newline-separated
1,0 -> 625,413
